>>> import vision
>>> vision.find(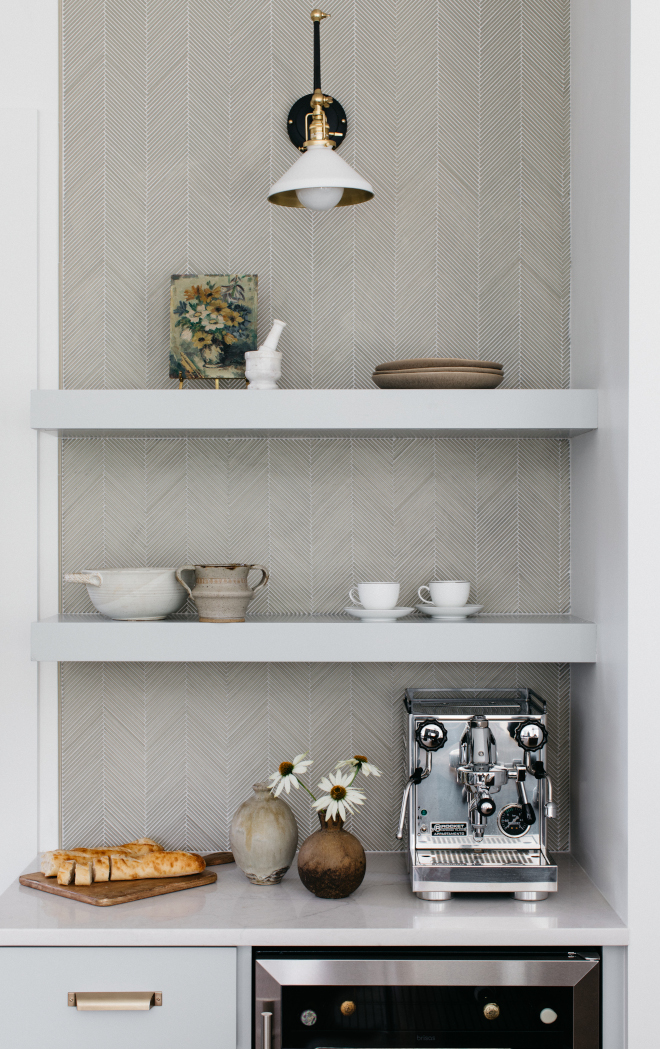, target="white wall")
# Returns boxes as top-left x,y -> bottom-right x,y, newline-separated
573,0 -> 660,1045
570,0 -> 630,920
628,2 -> 660,1045
0,1 -> 60,892
0,111 -> 40,892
